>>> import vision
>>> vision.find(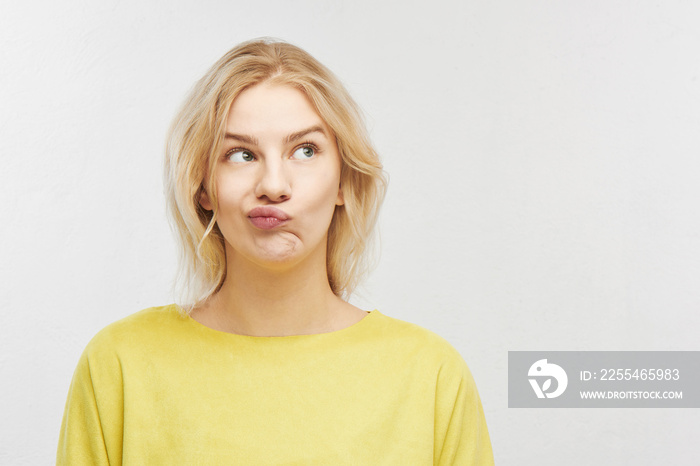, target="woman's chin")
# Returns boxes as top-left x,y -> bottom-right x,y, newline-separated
256,236 -> 302,260
255,249 -> 300,267
229,238 -> 310,269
